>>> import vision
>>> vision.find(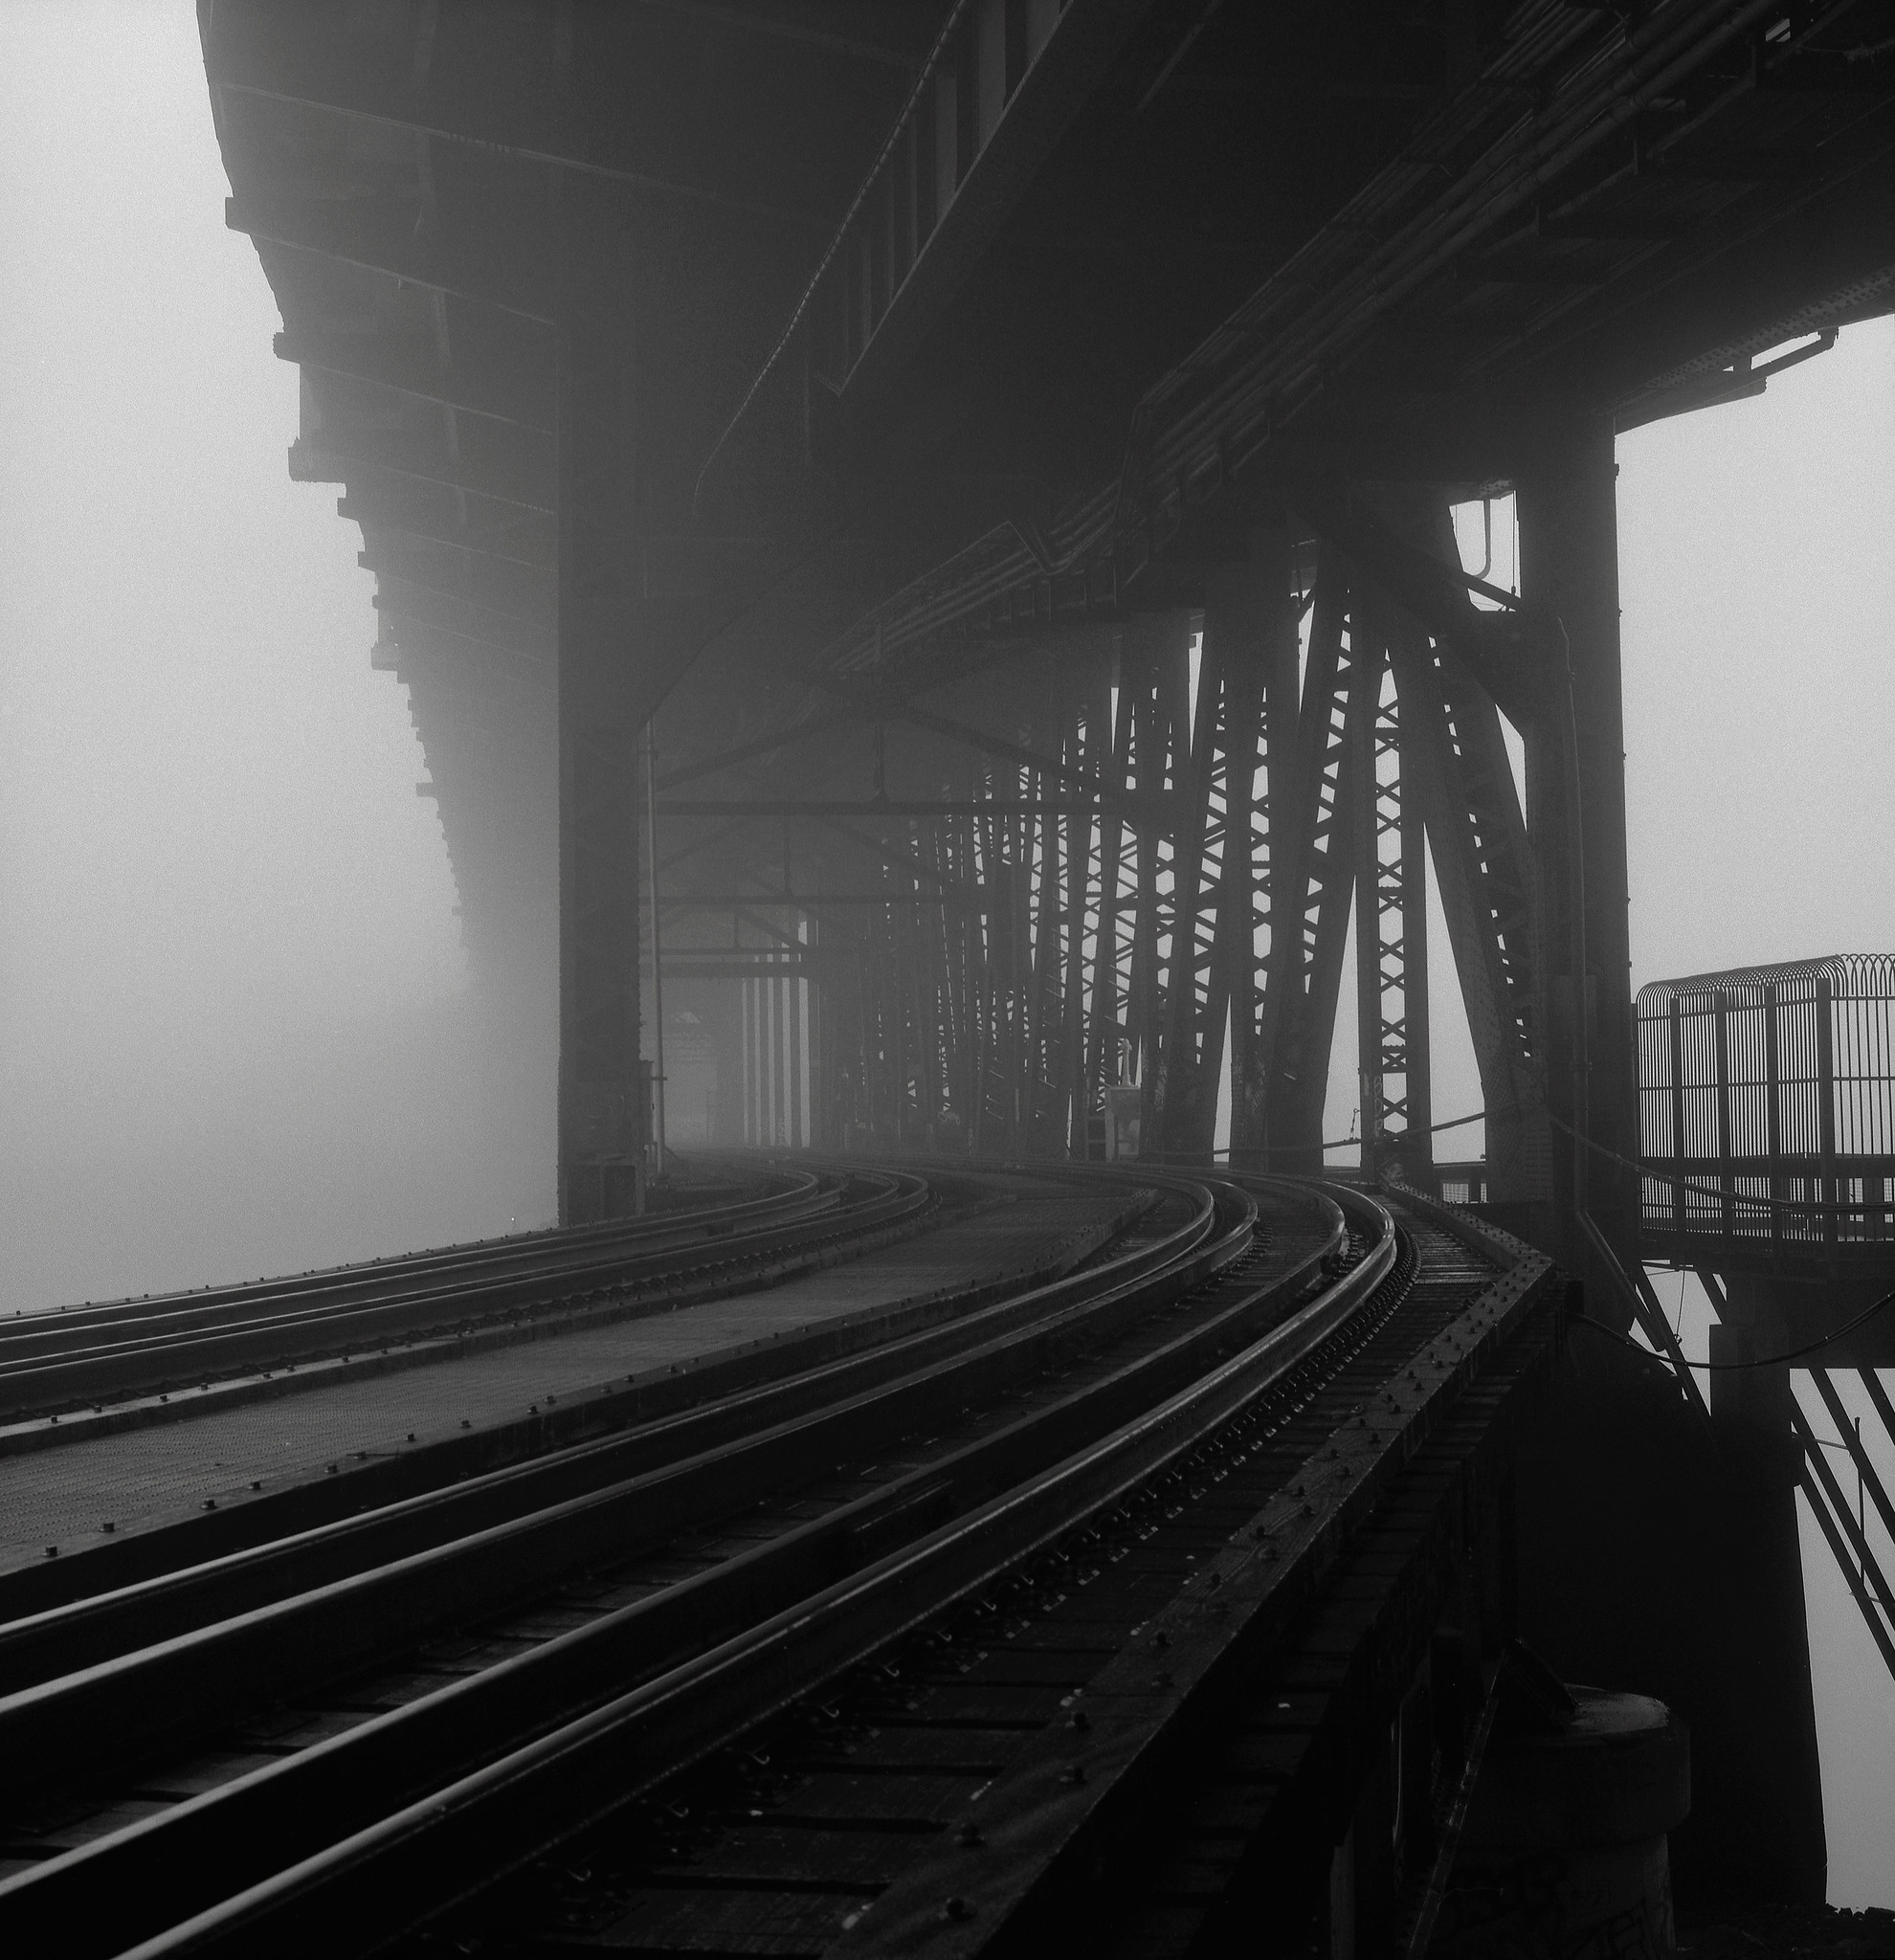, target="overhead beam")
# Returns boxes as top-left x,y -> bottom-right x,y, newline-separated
635,2 -> 931,69
202,13 -> 850,230
295,434 -> 556,515
376,608 -> 550,670
357,544 -> 554,622
234,197 -> 555,322
1283,479 -> 1550,729
643,893 -> 978,907
657,797 -> 1168,818
373,582 -> 554,660
338,492 -> 557,569
275,329 -> 556,432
